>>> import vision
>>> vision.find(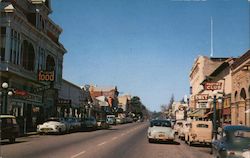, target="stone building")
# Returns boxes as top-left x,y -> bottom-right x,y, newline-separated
231,50 -> 250,126
189,56 -> 227,111
202,58 -> 235,125
0,0 -> 66,133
